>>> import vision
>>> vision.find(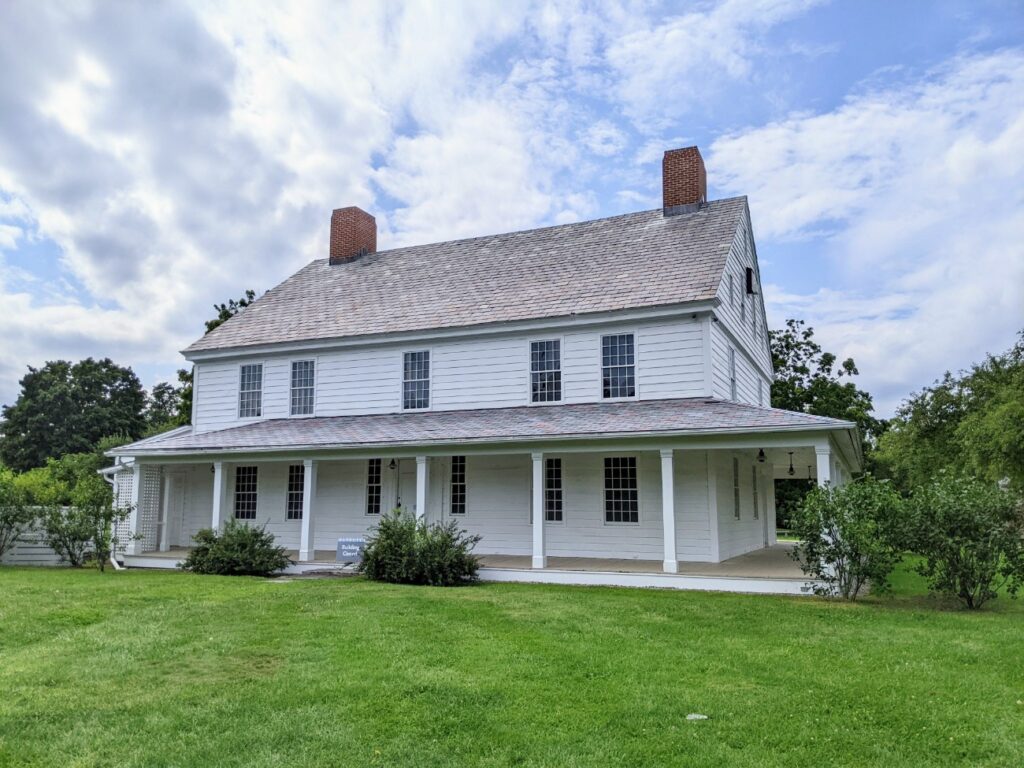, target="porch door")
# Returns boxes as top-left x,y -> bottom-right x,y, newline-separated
396,460 -> 417,515
161,472 -> 187,550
